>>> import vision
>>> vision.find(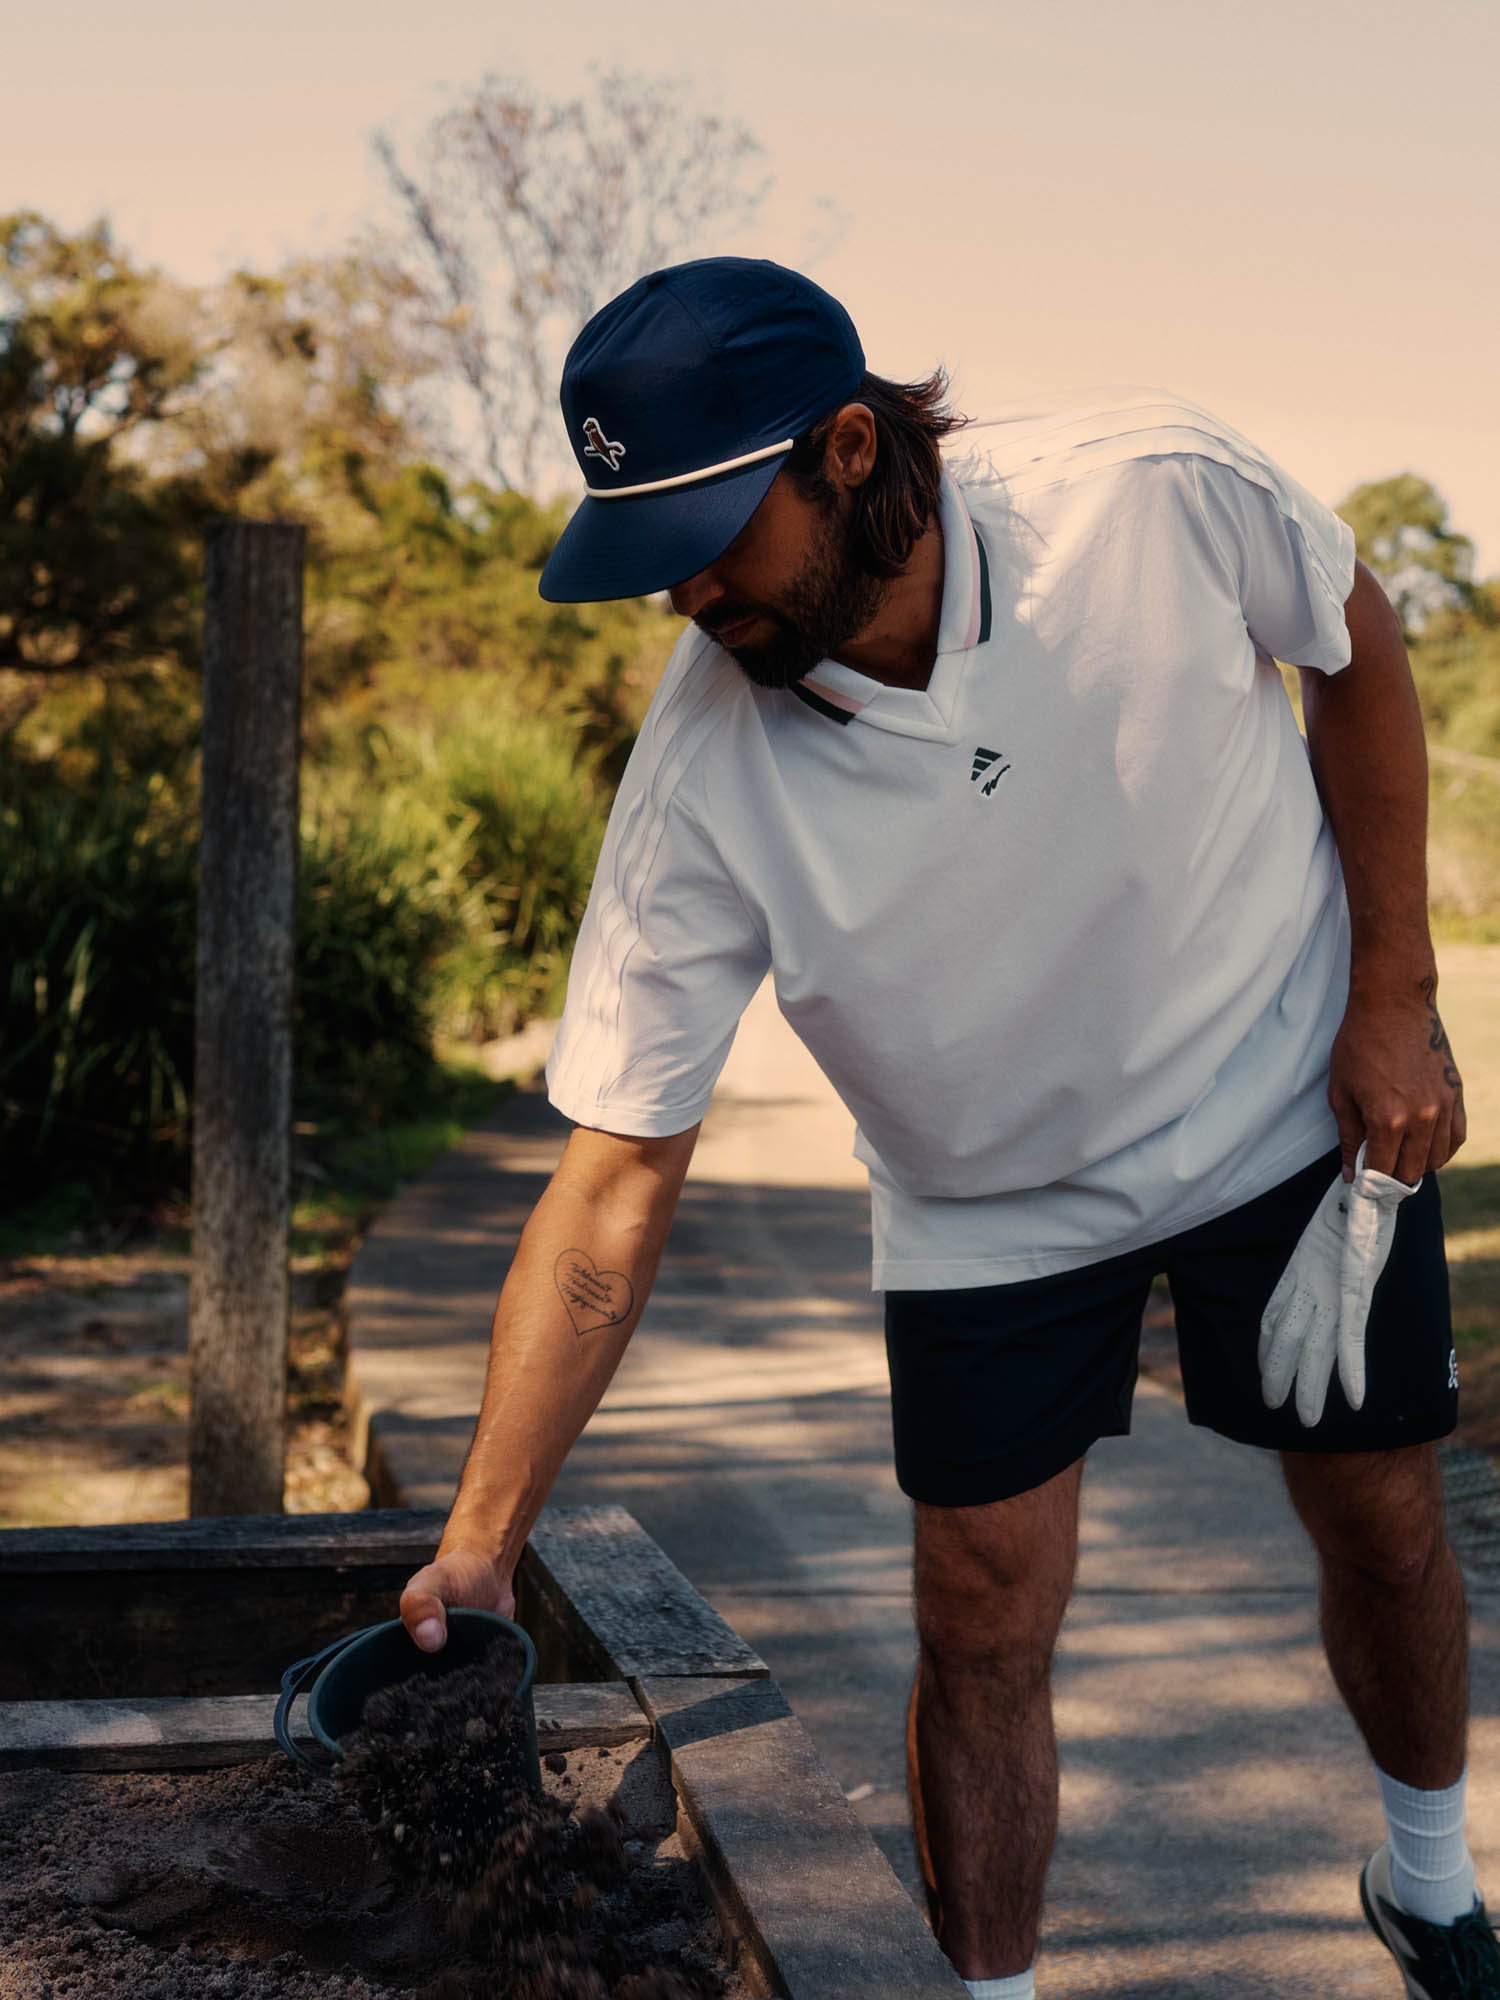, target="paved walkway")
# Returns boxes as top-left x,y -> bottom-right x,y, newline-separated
348,980 -> 1500,1997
